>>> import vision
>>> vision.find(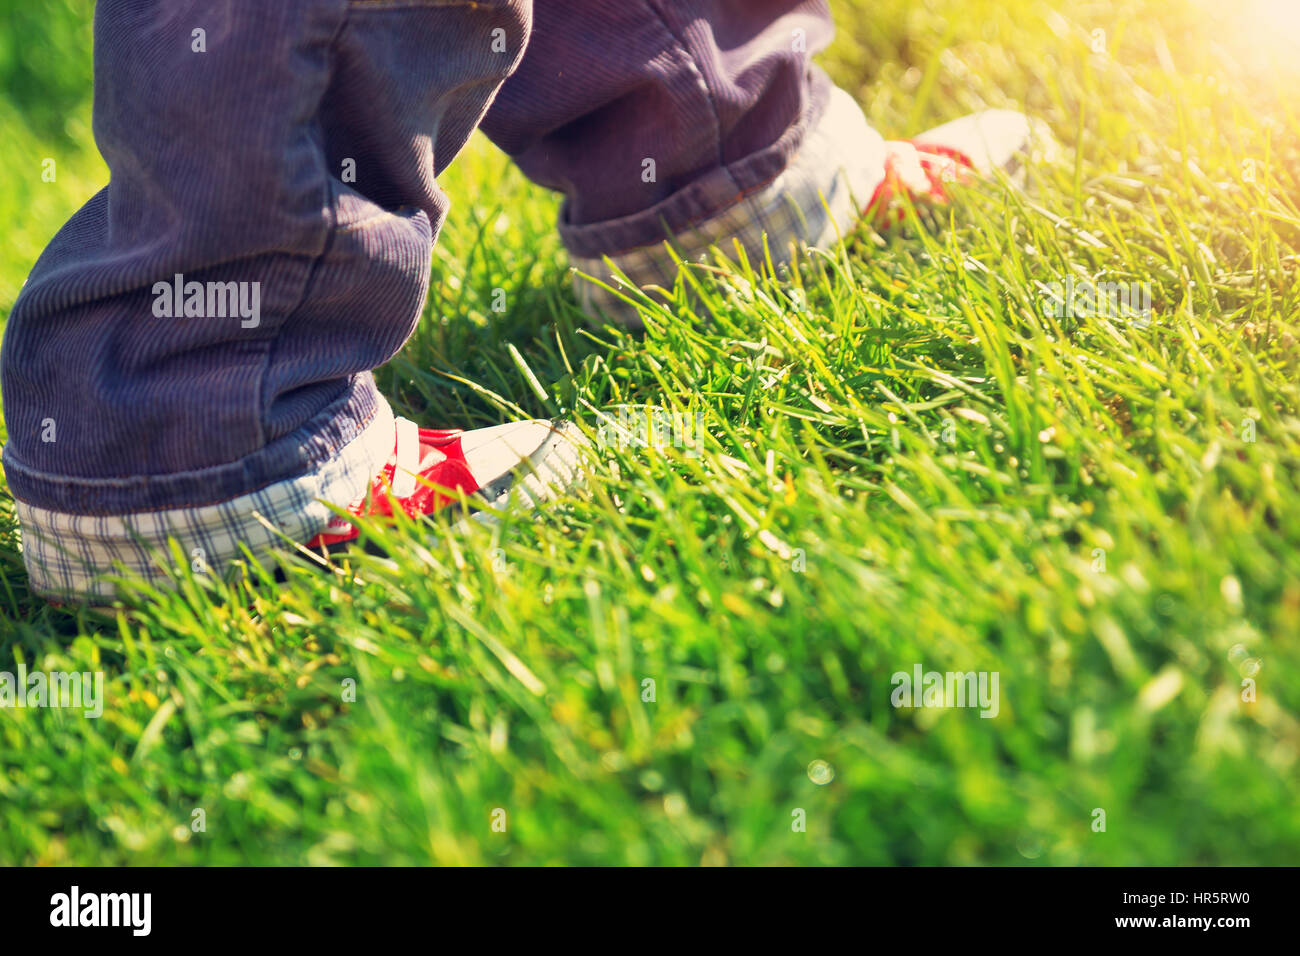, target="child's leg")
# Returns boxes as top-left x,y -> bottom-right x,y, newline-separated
479,0 -> 890,326
1,0 -> 535,601
2,0 -> 1029,603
